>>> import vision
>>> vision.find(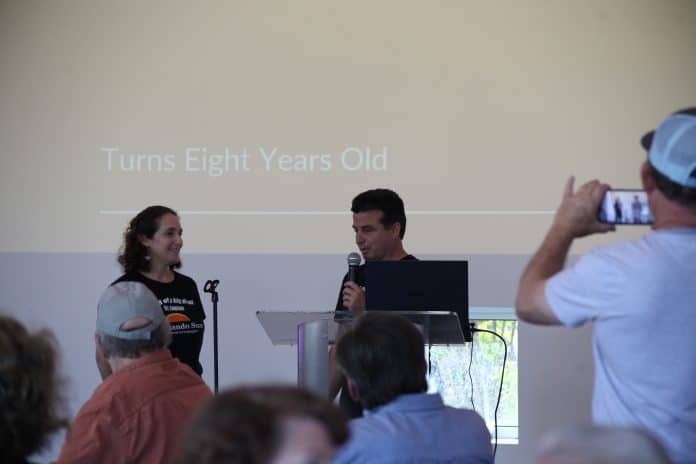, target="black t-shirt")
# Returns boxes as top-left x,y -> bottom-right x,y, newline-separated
334,254 -> 417,417
113,271 -> 206,375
